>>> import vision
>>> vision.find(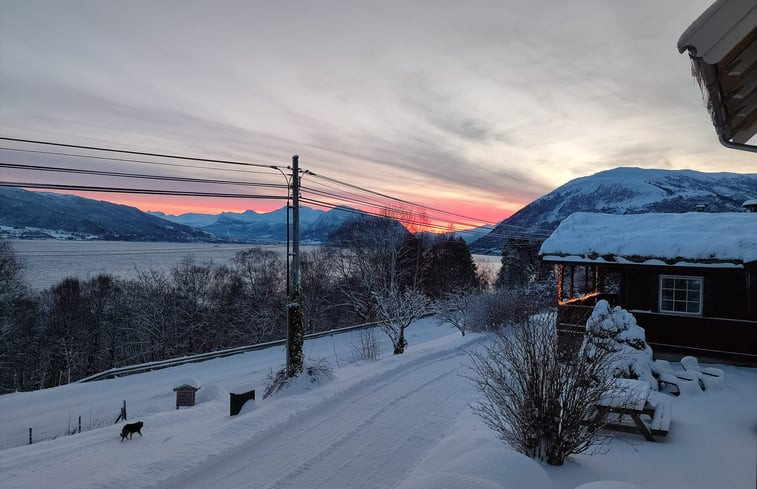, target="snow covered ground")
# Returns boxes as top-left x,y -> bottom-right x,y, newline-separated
1,319 -> 755,489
